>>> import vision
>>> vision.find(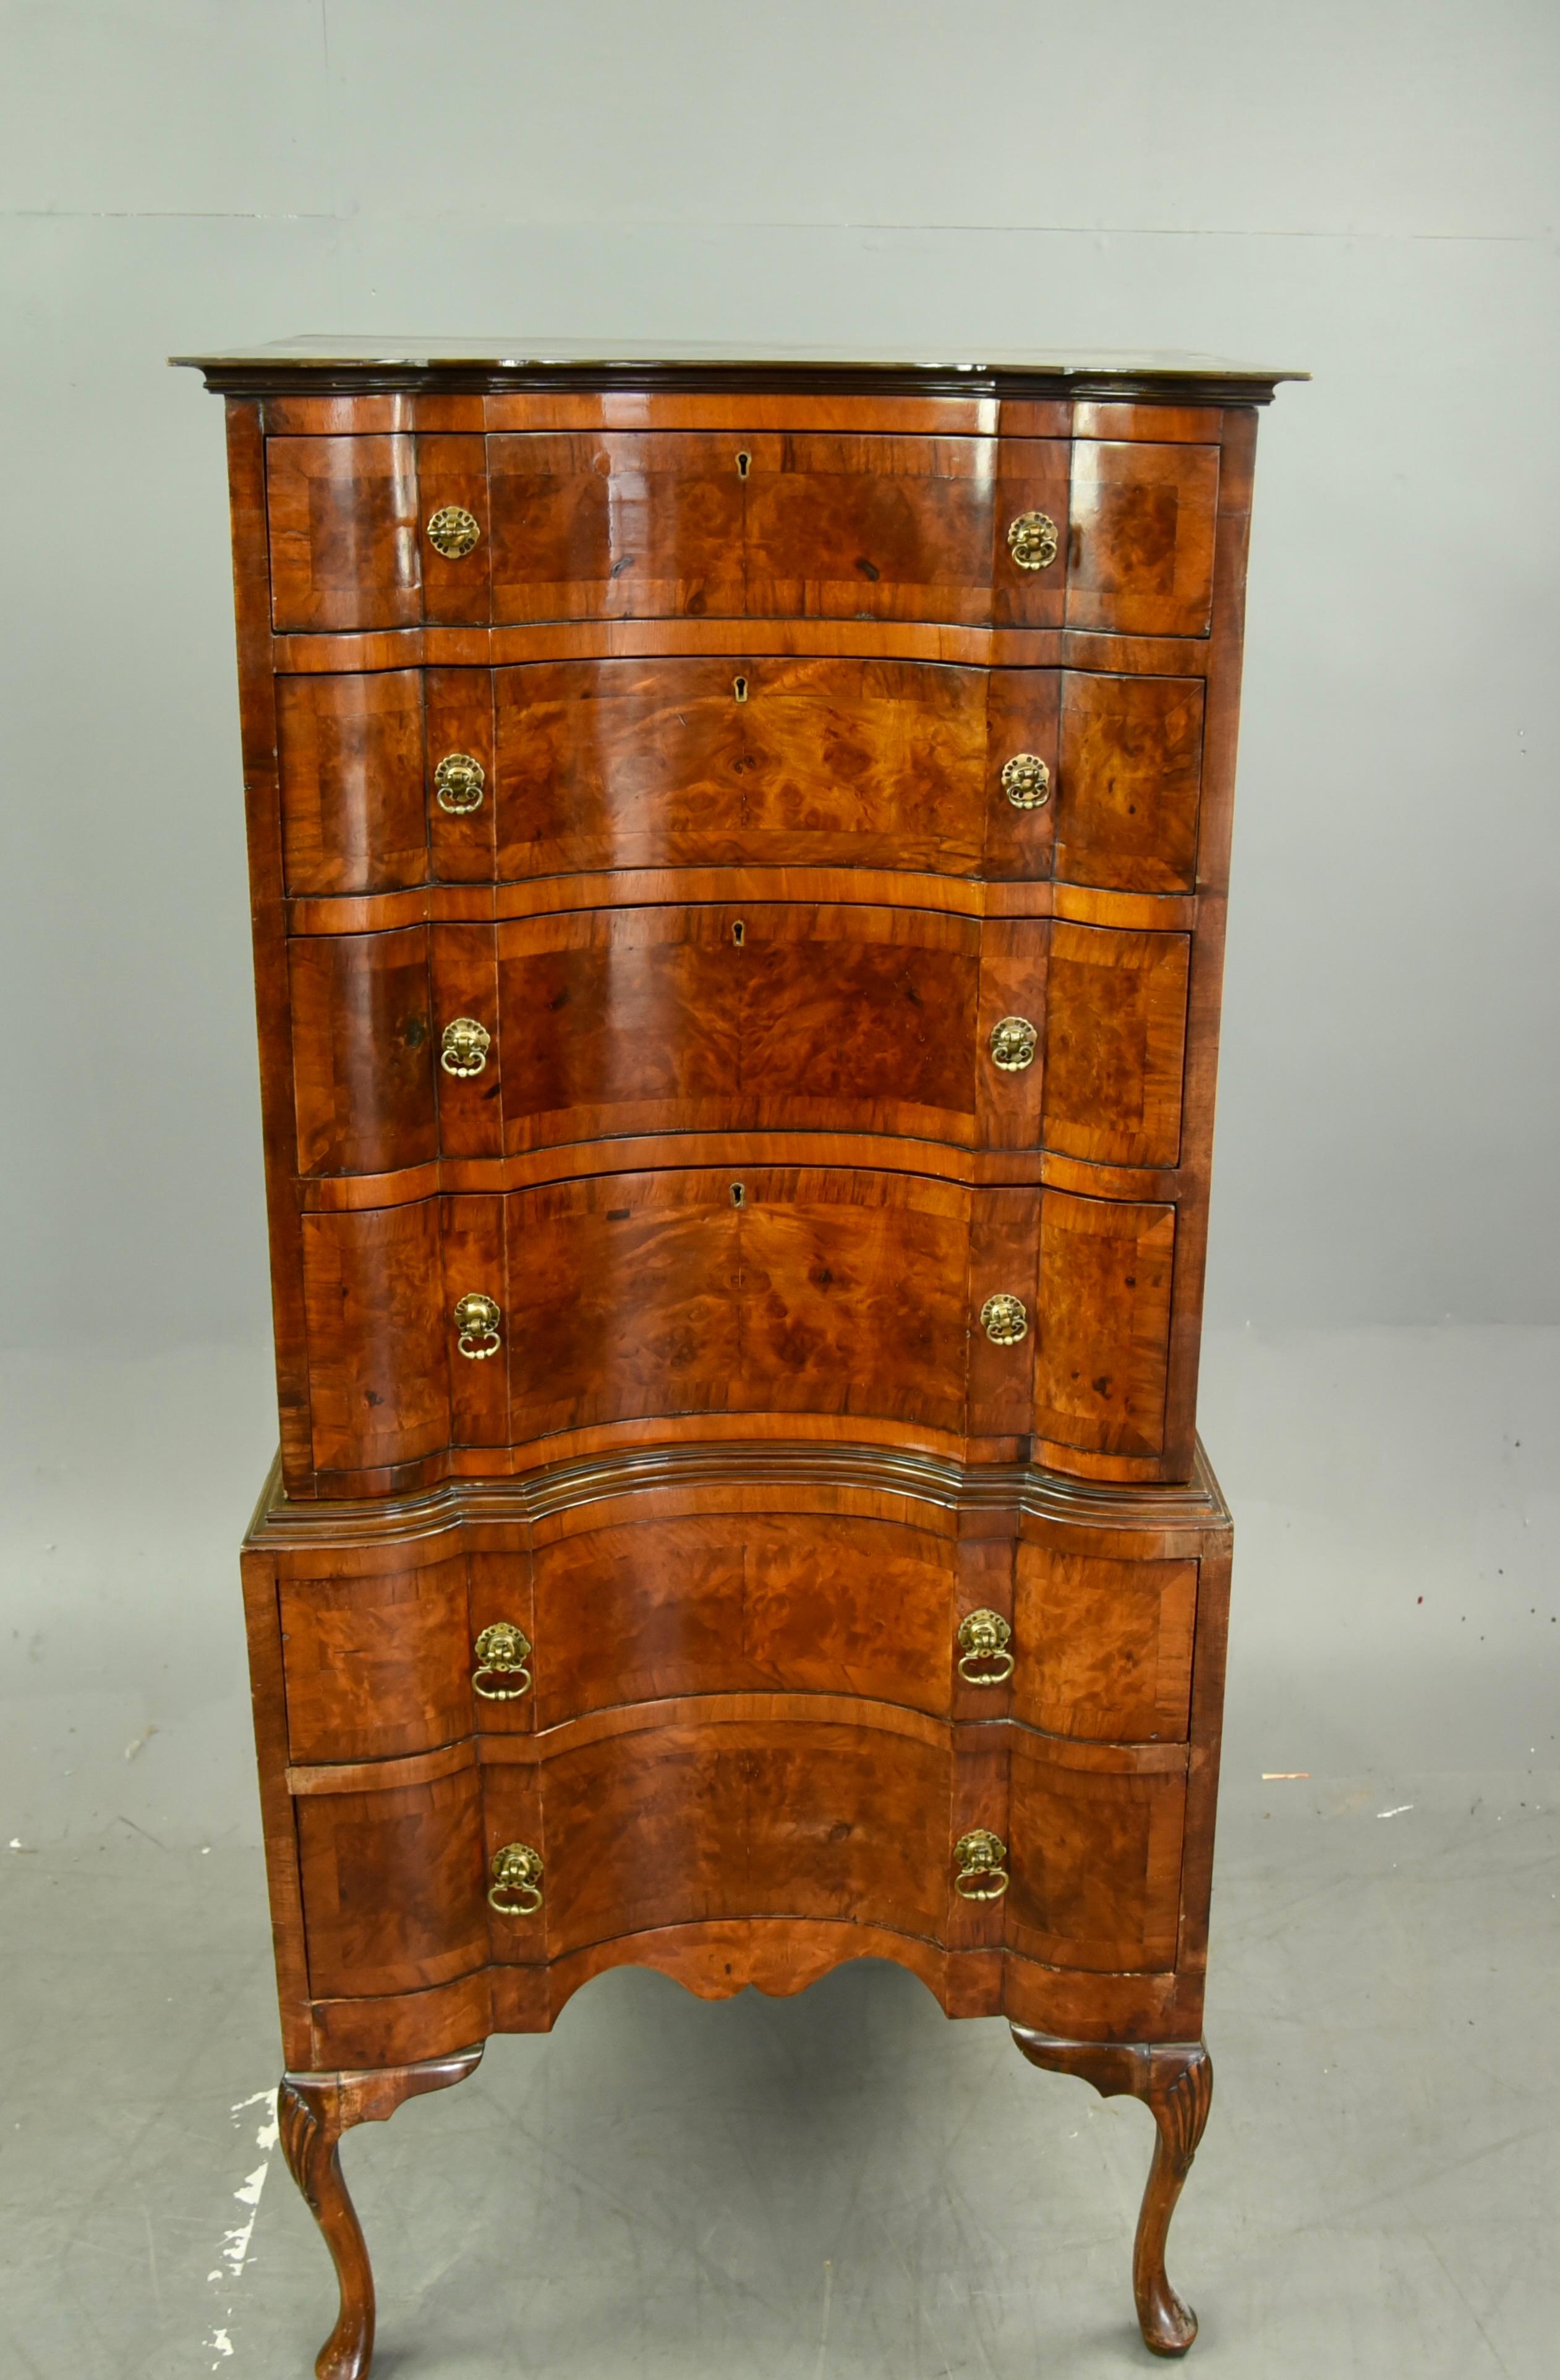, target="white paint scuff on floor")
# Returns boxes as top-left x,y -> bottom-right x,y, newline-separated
203,2087 -> 279,2369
